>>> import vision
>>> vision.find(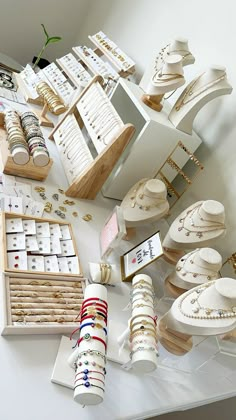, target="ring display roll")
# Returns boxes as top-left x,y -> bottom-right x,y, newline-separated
5,110 -> 29,165
130,274 -> 158,373
73,284 -> 108,405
